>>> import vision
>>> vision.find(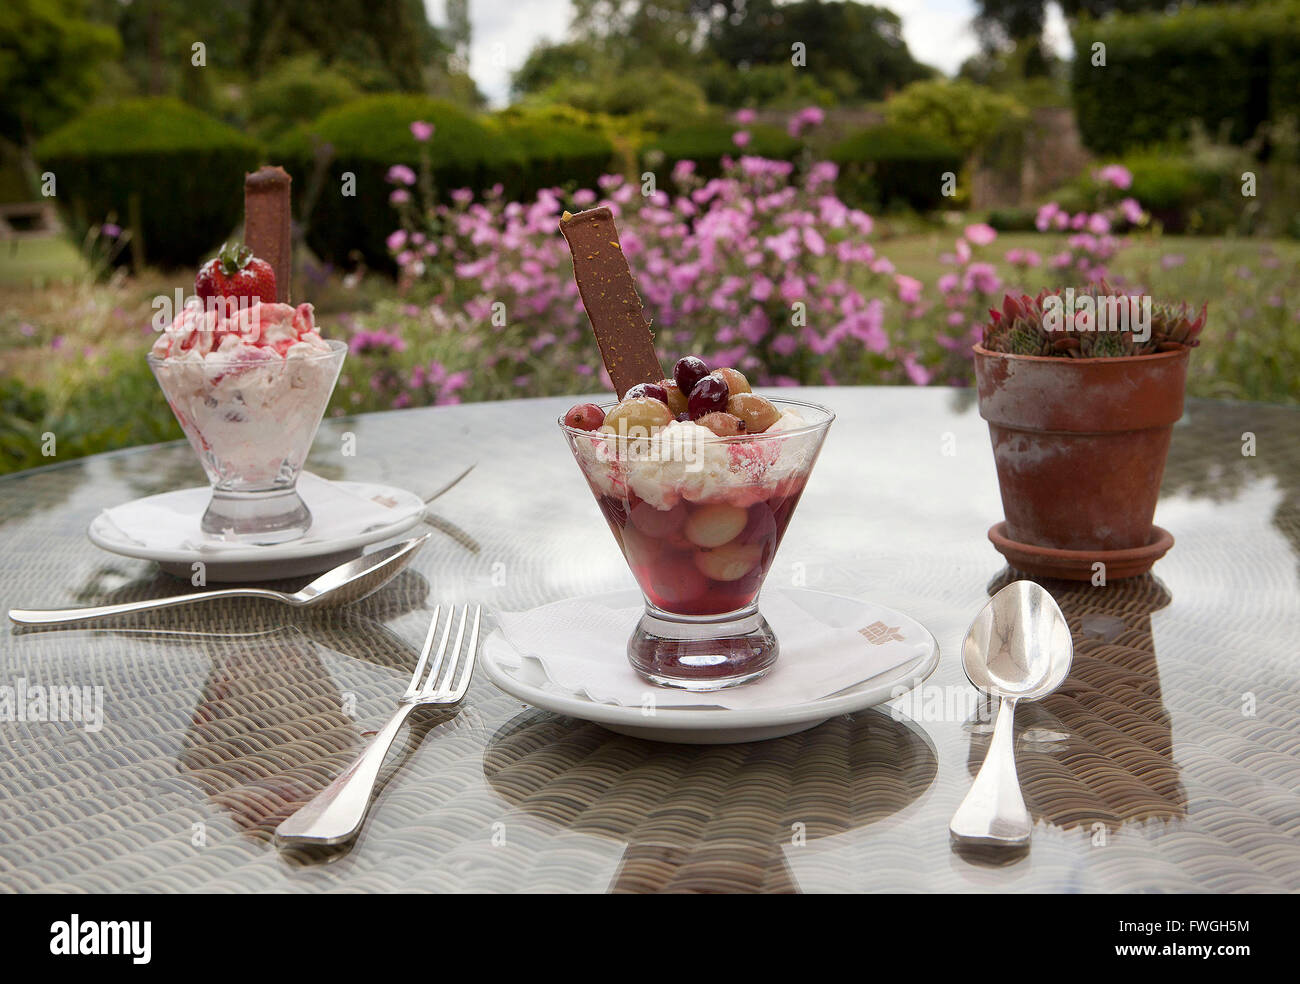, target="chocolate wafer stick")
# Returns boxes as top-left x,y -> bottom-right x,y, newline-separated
560,206 -> 663,398
244,166 -> 293,303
